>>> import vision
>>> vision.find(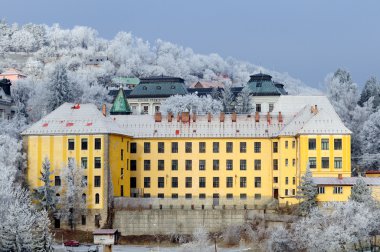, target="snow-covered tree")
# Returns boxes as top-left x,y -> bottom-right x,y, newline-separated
220,84 -> 235,113
350,176 -> 373,204
235,85 -> 253,113
35,157 -> 56,214
359,110 -> 380,170
359,76 -> 380,108
268,226 -> 295,252
296,167 -> 317,216
58,158 -> 86,230
32,210 -> 54,252
180,226 -> 213,252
